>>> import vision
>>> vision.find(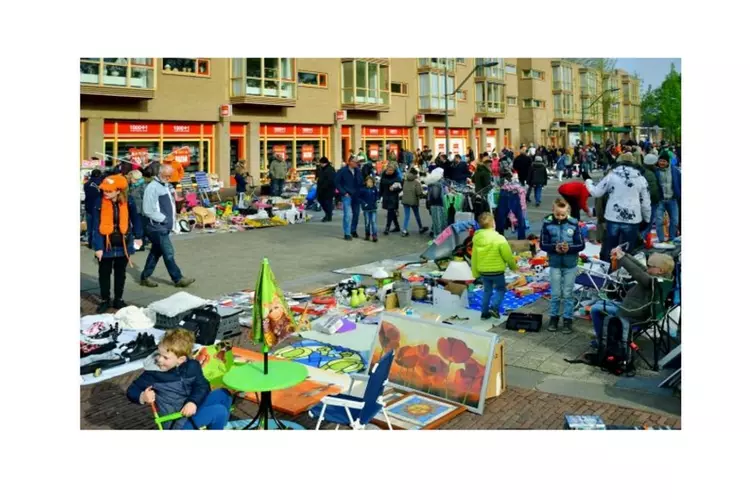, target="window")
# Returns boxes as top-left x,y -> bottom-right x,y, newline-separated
80,58 -> 155,89
230,58 -> 296,99
162,58 -> 210,76
552,64 -> 573,91
475,81 -> 505,114
391,82 -> 408,95
418,58 -> 456,73
554,94 -> 574,118
523,98 -> 545,109
418,72 -> 455,111
457,89 -> 467,101
580,71 -> 598,95
581,97 -> 601,117
507,96 -> 517,106
298,71 -> 327,88
476,58 -> 504,79
505,64 -> 516,75
456,58 -> 467,64
521,69 -> 545,80
341,60 -> 390,106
